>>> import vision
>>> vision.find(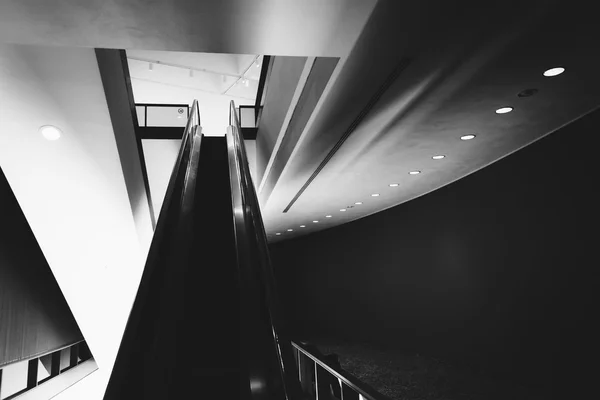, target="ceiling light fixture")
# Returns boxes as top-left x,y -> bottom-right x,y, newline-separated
543,67 -> 565,77
460,134 -> 476,140
325,215 -> 332,218
39,125 -> 62,141
287,229 -> 293,232
313,220 -> 319,223
340,209 -> 346,212
389,183 -> 399,187
300,225 -> 306,228
495,107 -> 513,114
355,202 -> 363,205
409,170 -> 421,175
371,193 -> 380,197
276,233 -> 281,235
432,155 -> 445,160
